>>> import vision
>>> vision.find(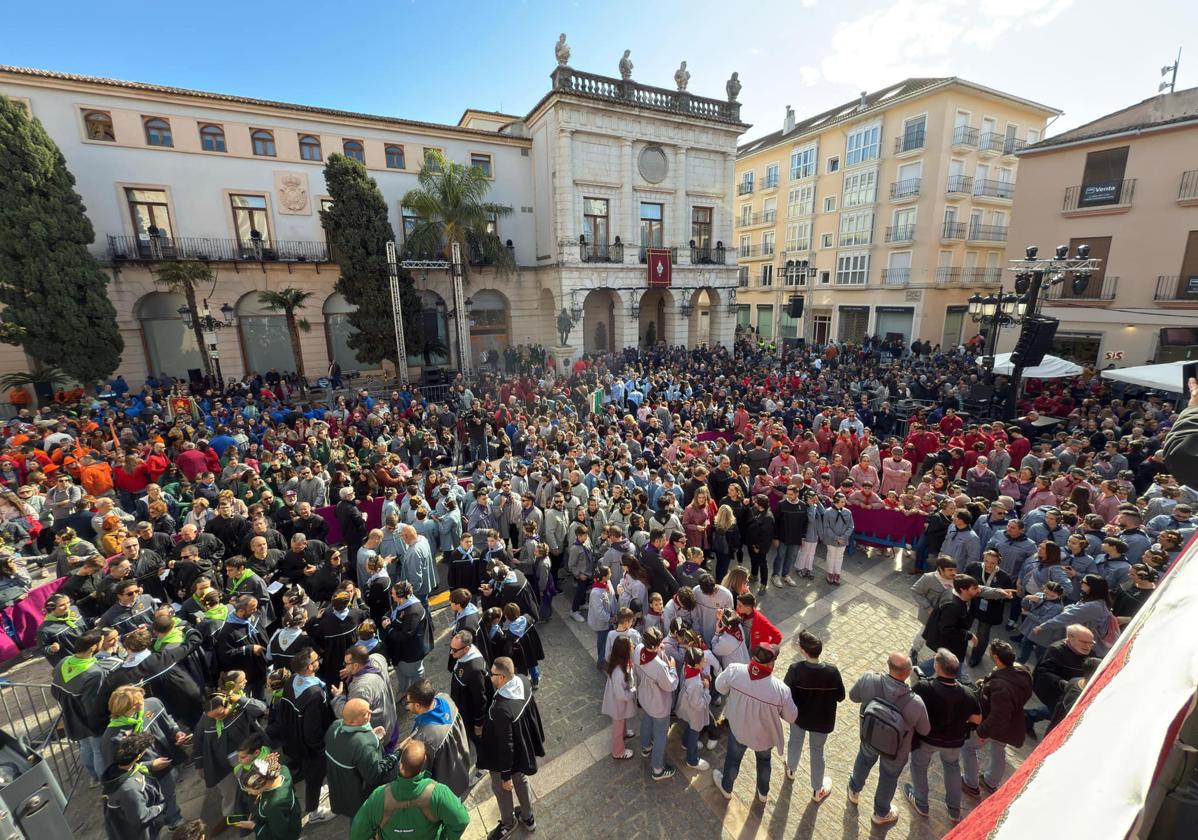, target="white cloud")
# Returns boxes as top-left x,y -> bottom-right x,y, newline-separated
811,0 -> 1074,91
799,66 -> 822,86
801,0 -> 818,6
